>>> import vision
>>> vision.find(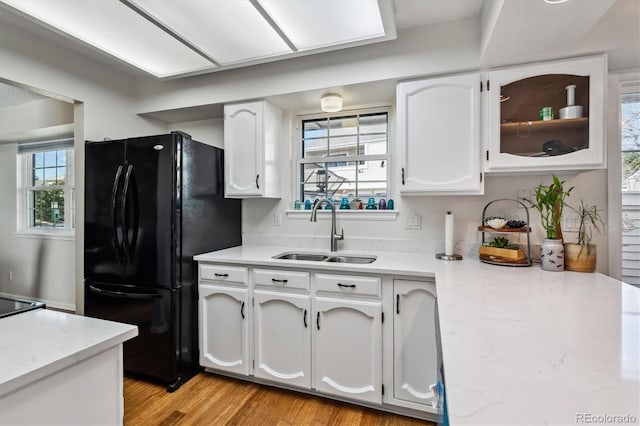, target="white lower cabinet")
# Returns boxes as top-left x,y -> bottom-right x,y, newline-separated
199,284 -> 250,375
313,297 -> 382,404
392,280 -> 438,409
253,290 -> 311,388
198,262 -> 438,420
